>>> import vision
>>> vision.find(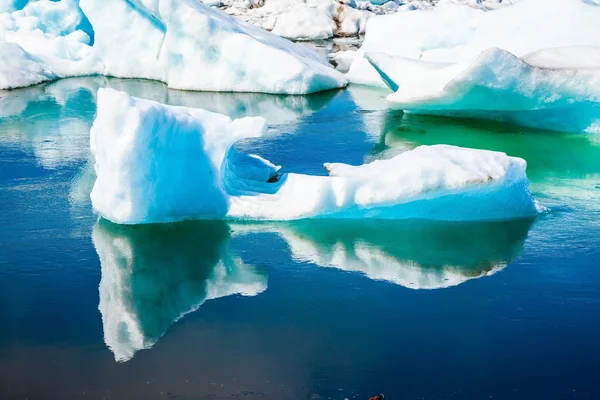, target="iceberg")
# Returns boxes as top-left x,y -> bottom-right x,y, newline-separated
367,47 -> 600,133
220,0 -> 376,41
0,42 -> 56,89
234,217 -> 533,289
0,0 -> 346,93
93,218 -> 267,362
90,88 -> 541,224
347,0 -> 600,87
